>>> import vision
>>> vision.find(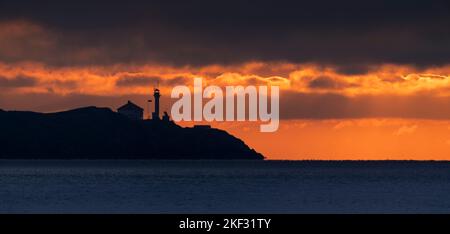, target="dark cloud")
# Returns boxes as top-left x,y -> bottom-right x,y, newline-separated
308,76 -> 356,90
0,0 -> 448,67
116,76 -> 161,87
116,75 -> 189,87
280,91 -> 450,119
0,75 -> 37,88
